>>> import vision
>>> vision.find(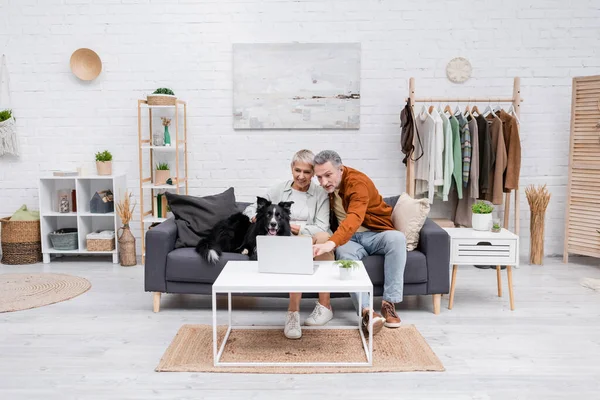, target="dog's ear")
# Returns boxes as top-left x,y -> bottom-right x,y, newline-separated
256,196 -> 271,212
278,201 -> 294,215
